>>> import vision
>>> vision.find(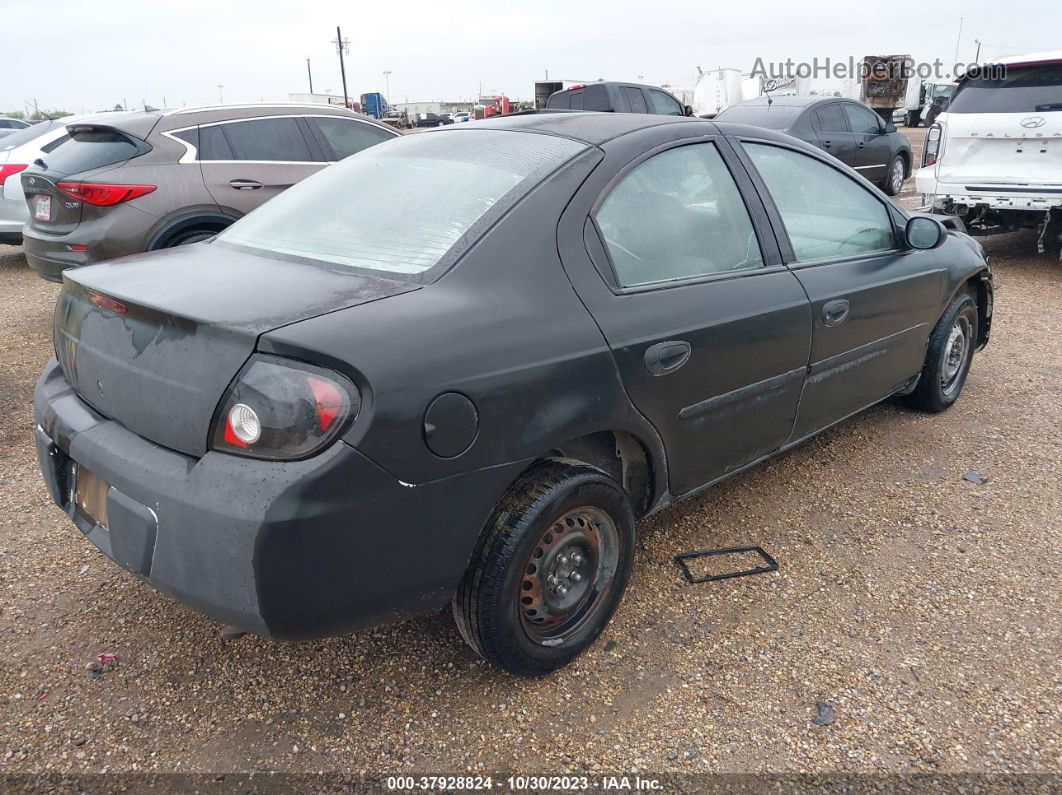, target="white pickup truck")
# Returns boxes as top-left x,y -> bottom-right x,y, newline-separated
916,51 -> 1062,254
